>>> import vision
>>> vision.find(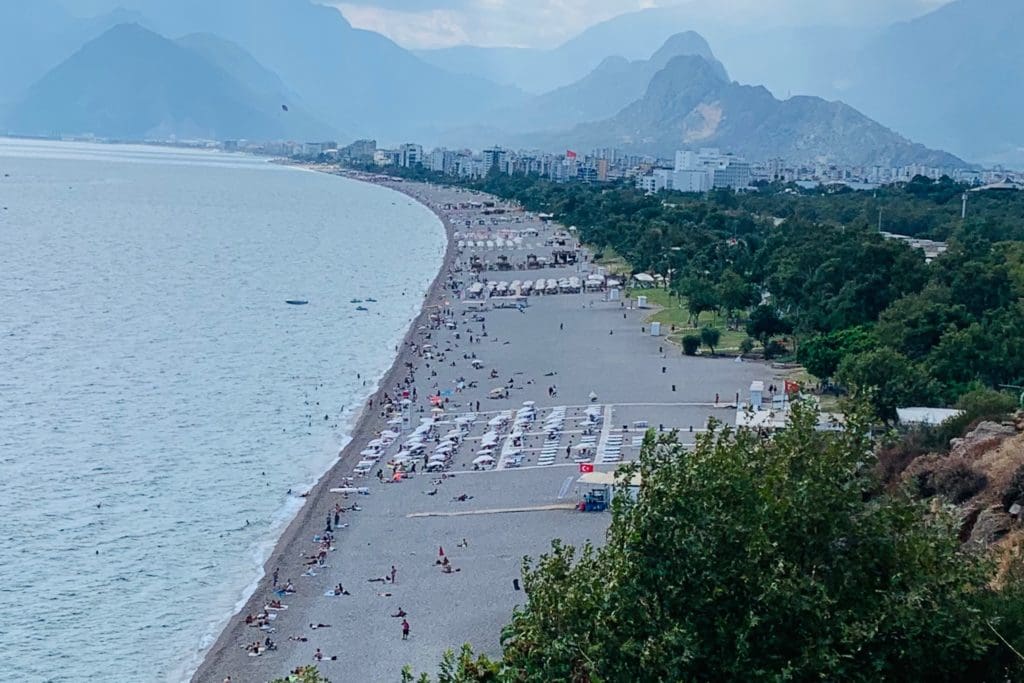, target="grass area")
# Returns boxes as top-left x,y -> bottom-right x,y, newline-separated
629,287 -> 751,353
591,246 -> 632,276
